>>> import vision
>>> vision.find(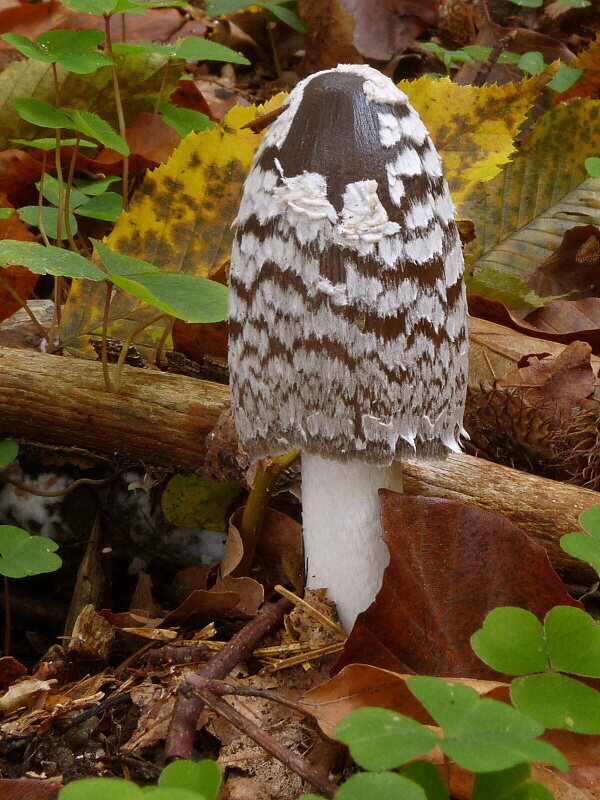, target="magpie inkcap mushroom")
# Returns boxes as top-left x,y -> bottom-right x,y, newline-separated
229,64 -> 469,630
